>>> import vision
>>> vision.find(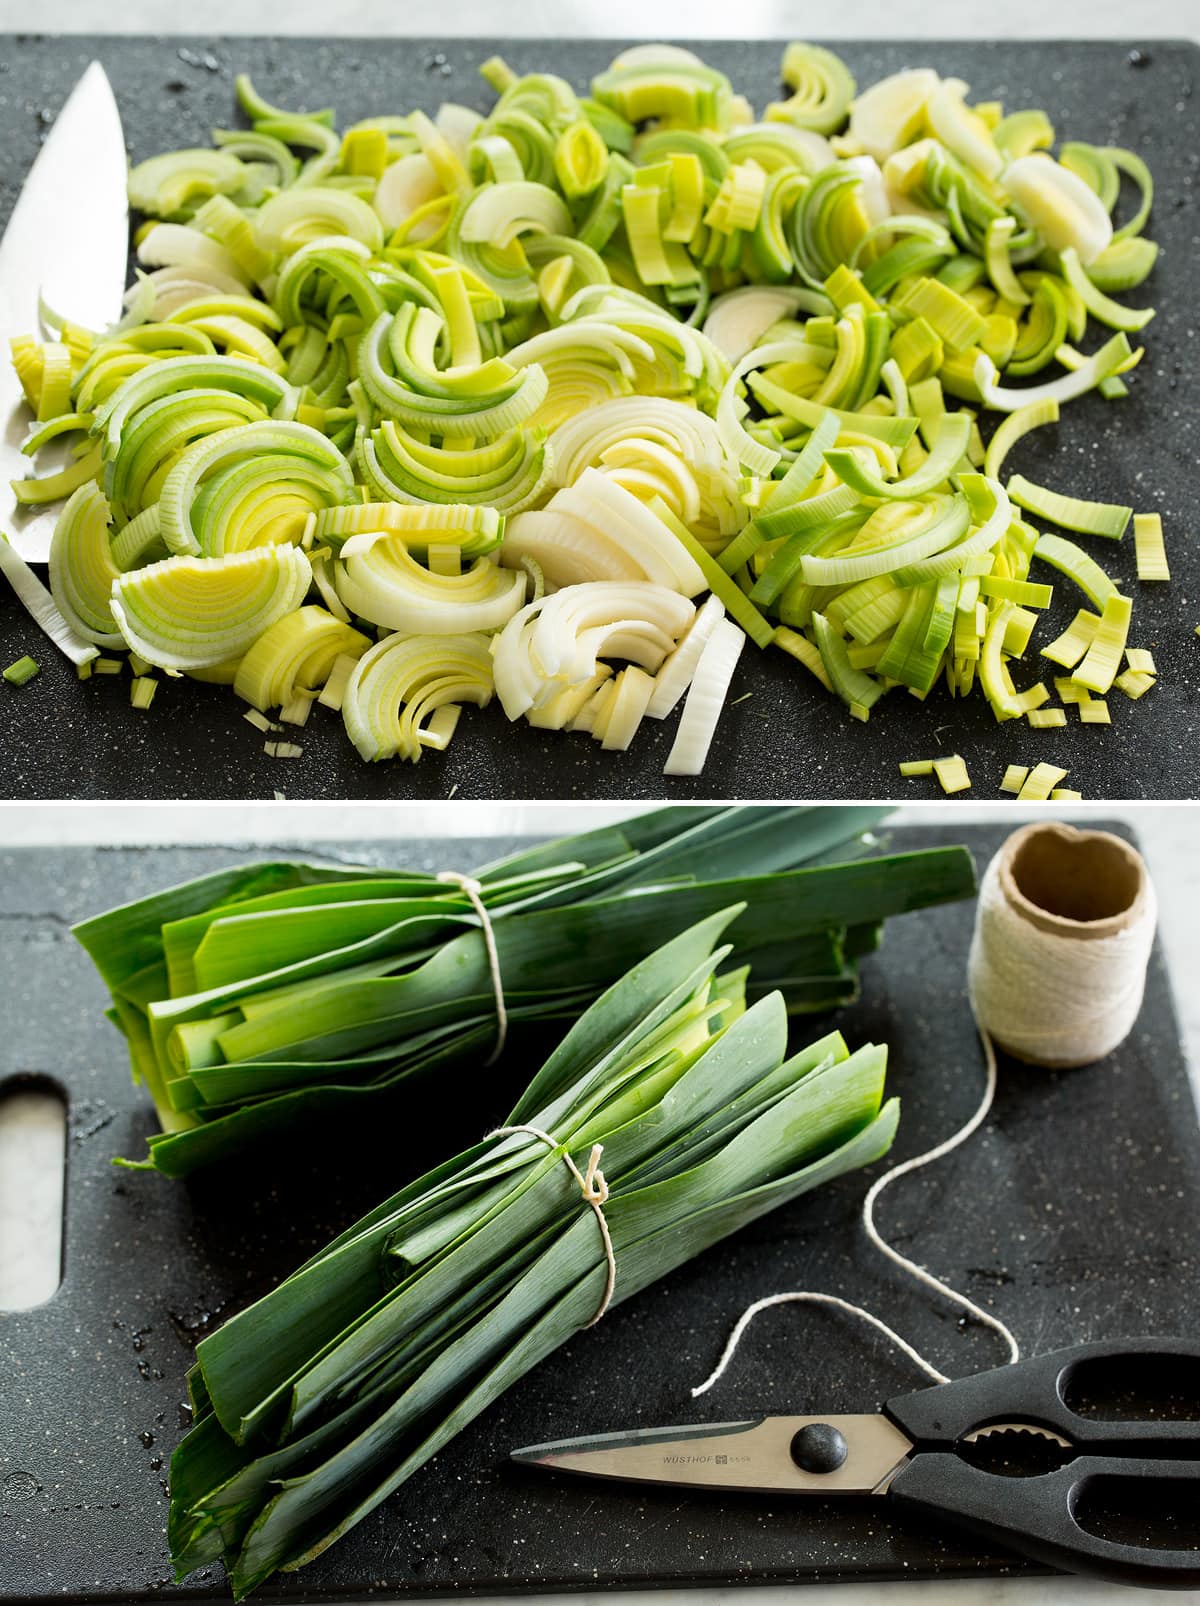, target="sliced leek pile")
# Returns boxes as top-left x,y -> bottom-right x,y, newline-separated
74,802 -> 975,1176
5,45 -> 1164,769
166,907 -> 899,1597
